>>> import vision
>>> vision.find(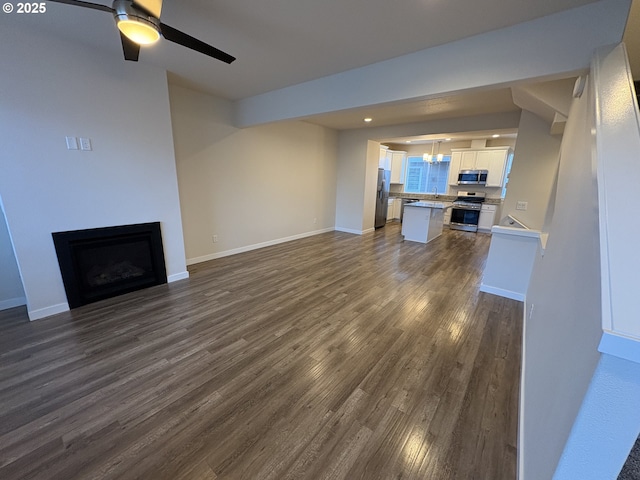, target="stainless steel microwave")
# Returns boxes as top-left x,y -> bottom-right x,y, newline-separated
457,169 -> 488,185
